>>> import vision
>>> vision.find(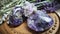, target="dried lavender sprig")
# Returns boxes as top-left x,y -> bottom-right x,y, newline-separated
0,7 -> 13,16
1,0 -> 26,11
1,0 -> 19,10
